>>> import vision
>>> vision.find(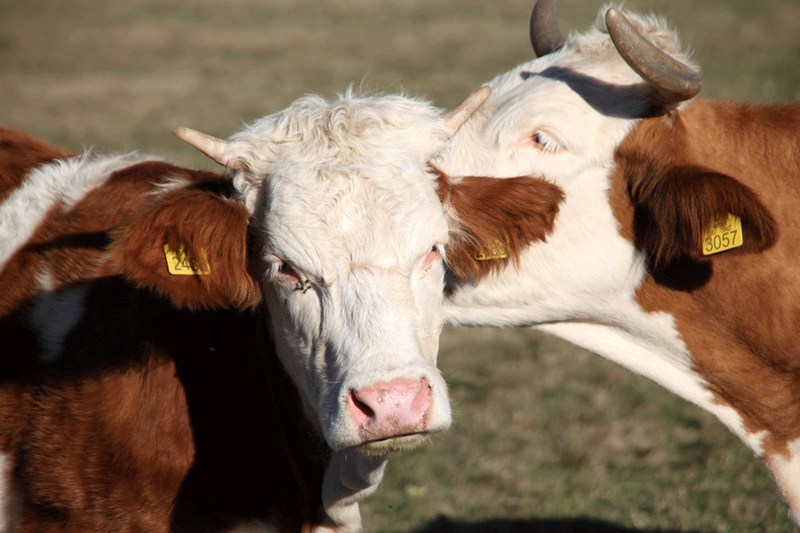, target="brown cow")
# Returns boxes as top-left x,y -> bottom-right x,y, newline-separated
0,126 -> 330,532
